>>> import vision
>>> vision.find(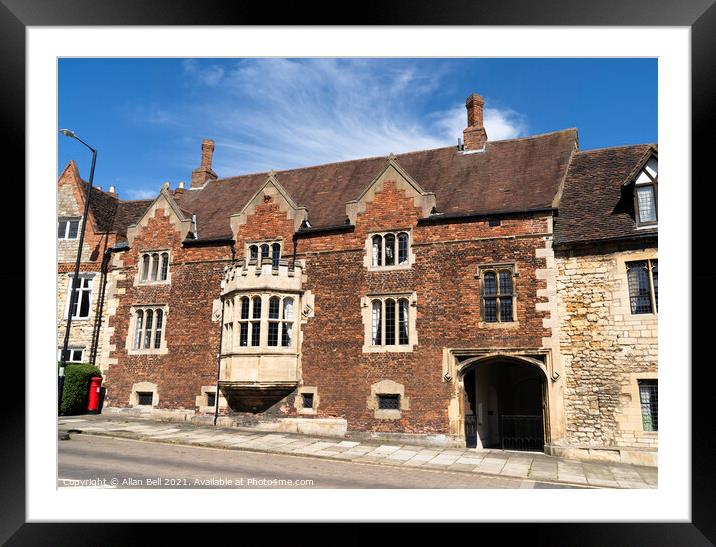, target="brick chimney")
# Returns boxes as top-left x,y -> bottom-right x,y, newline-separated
463,93 -> 488,151
190,139 -> 218,188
